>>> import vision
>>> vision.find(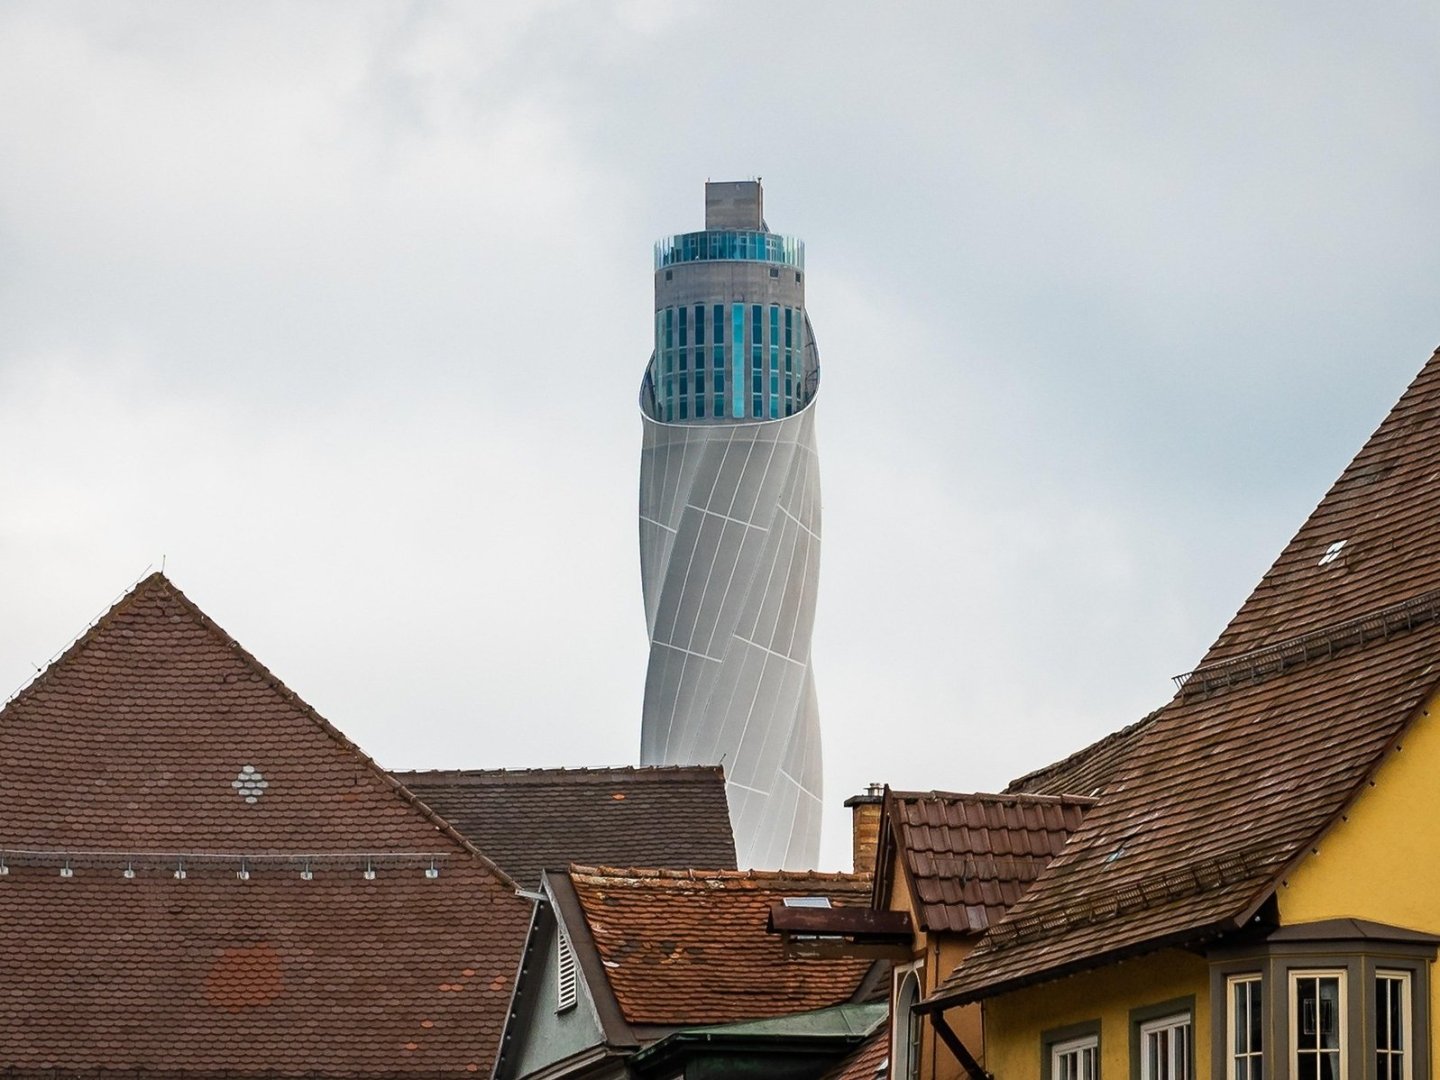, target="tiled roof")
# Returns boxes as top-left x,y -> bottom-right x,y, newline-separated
882,791 -> 1093,934
934,347 -> 1440,1005
0,573 -> 531,1076
1003,710 -> 1160,797
393,766 -> 736,885
820,1030 -> 888,1080
568,865 -> 874,1026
